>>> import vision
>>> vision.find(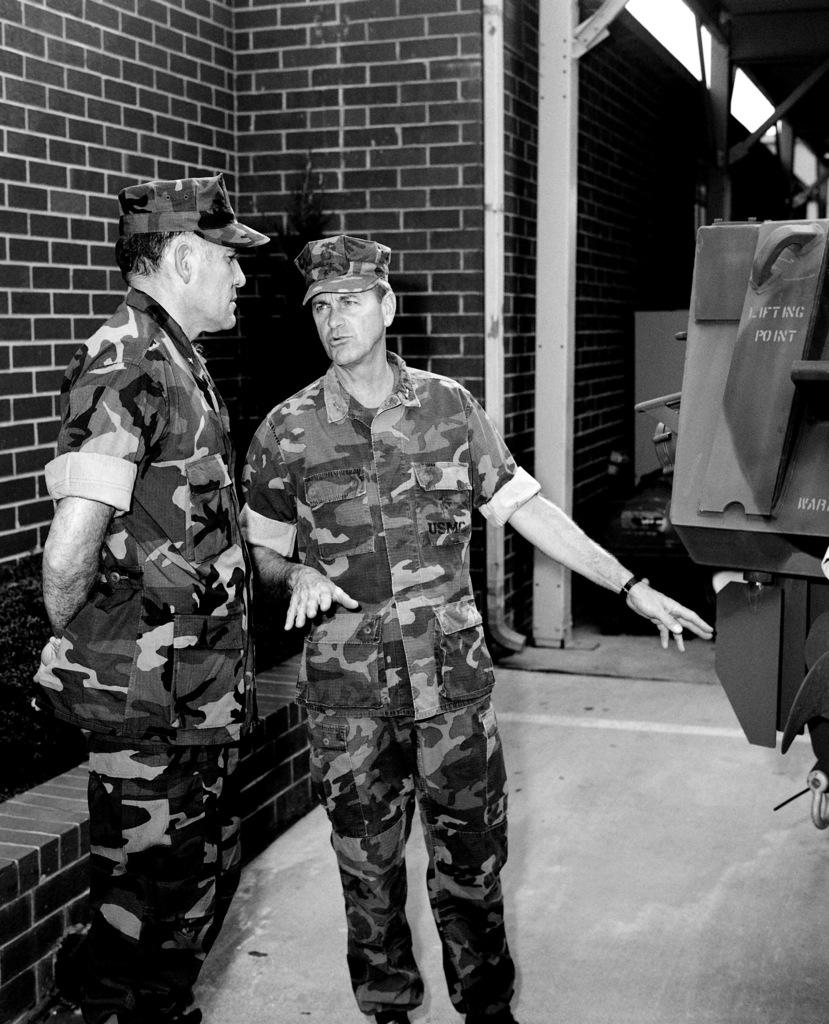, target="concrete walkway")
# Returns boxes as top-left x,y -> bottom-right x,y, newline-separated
195,635 -> 829,1024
